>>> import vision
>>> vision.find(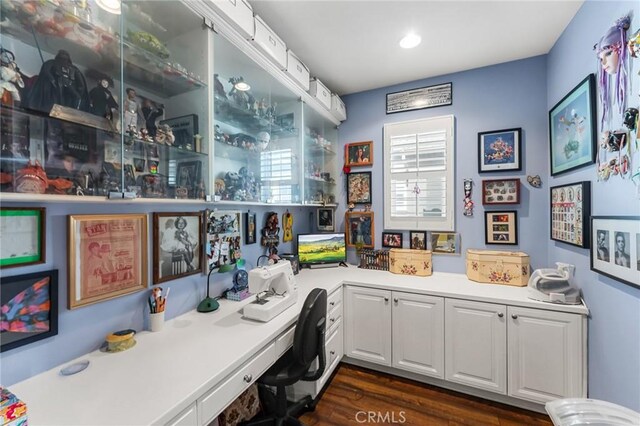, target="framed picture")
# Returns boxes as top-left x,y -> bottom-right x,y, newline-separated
386,82 -> 452,114
1,270 -> 58,352
431,232 -> 460,254
160,114 -> 199,151
205,210 -> 242,271
1,207 -> 46,269
382,232 -> 403,248
279,254 -> 300,275
409,231 -> 427,250
550,181 -> 591,248
317,208 -> 335,232
549,74 -> 597,176
154,212 -> 203,284
68,214 -> 148,309
176,160 -> 202,198
485,211 -> 518,245
478,128 -> 522,173
482,179 -> 520,205
590,216 -> 640,289
344,141 -> 373,167
346,211 -> 374,248
347,171 -> 372,204
245,212 -> 257,244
